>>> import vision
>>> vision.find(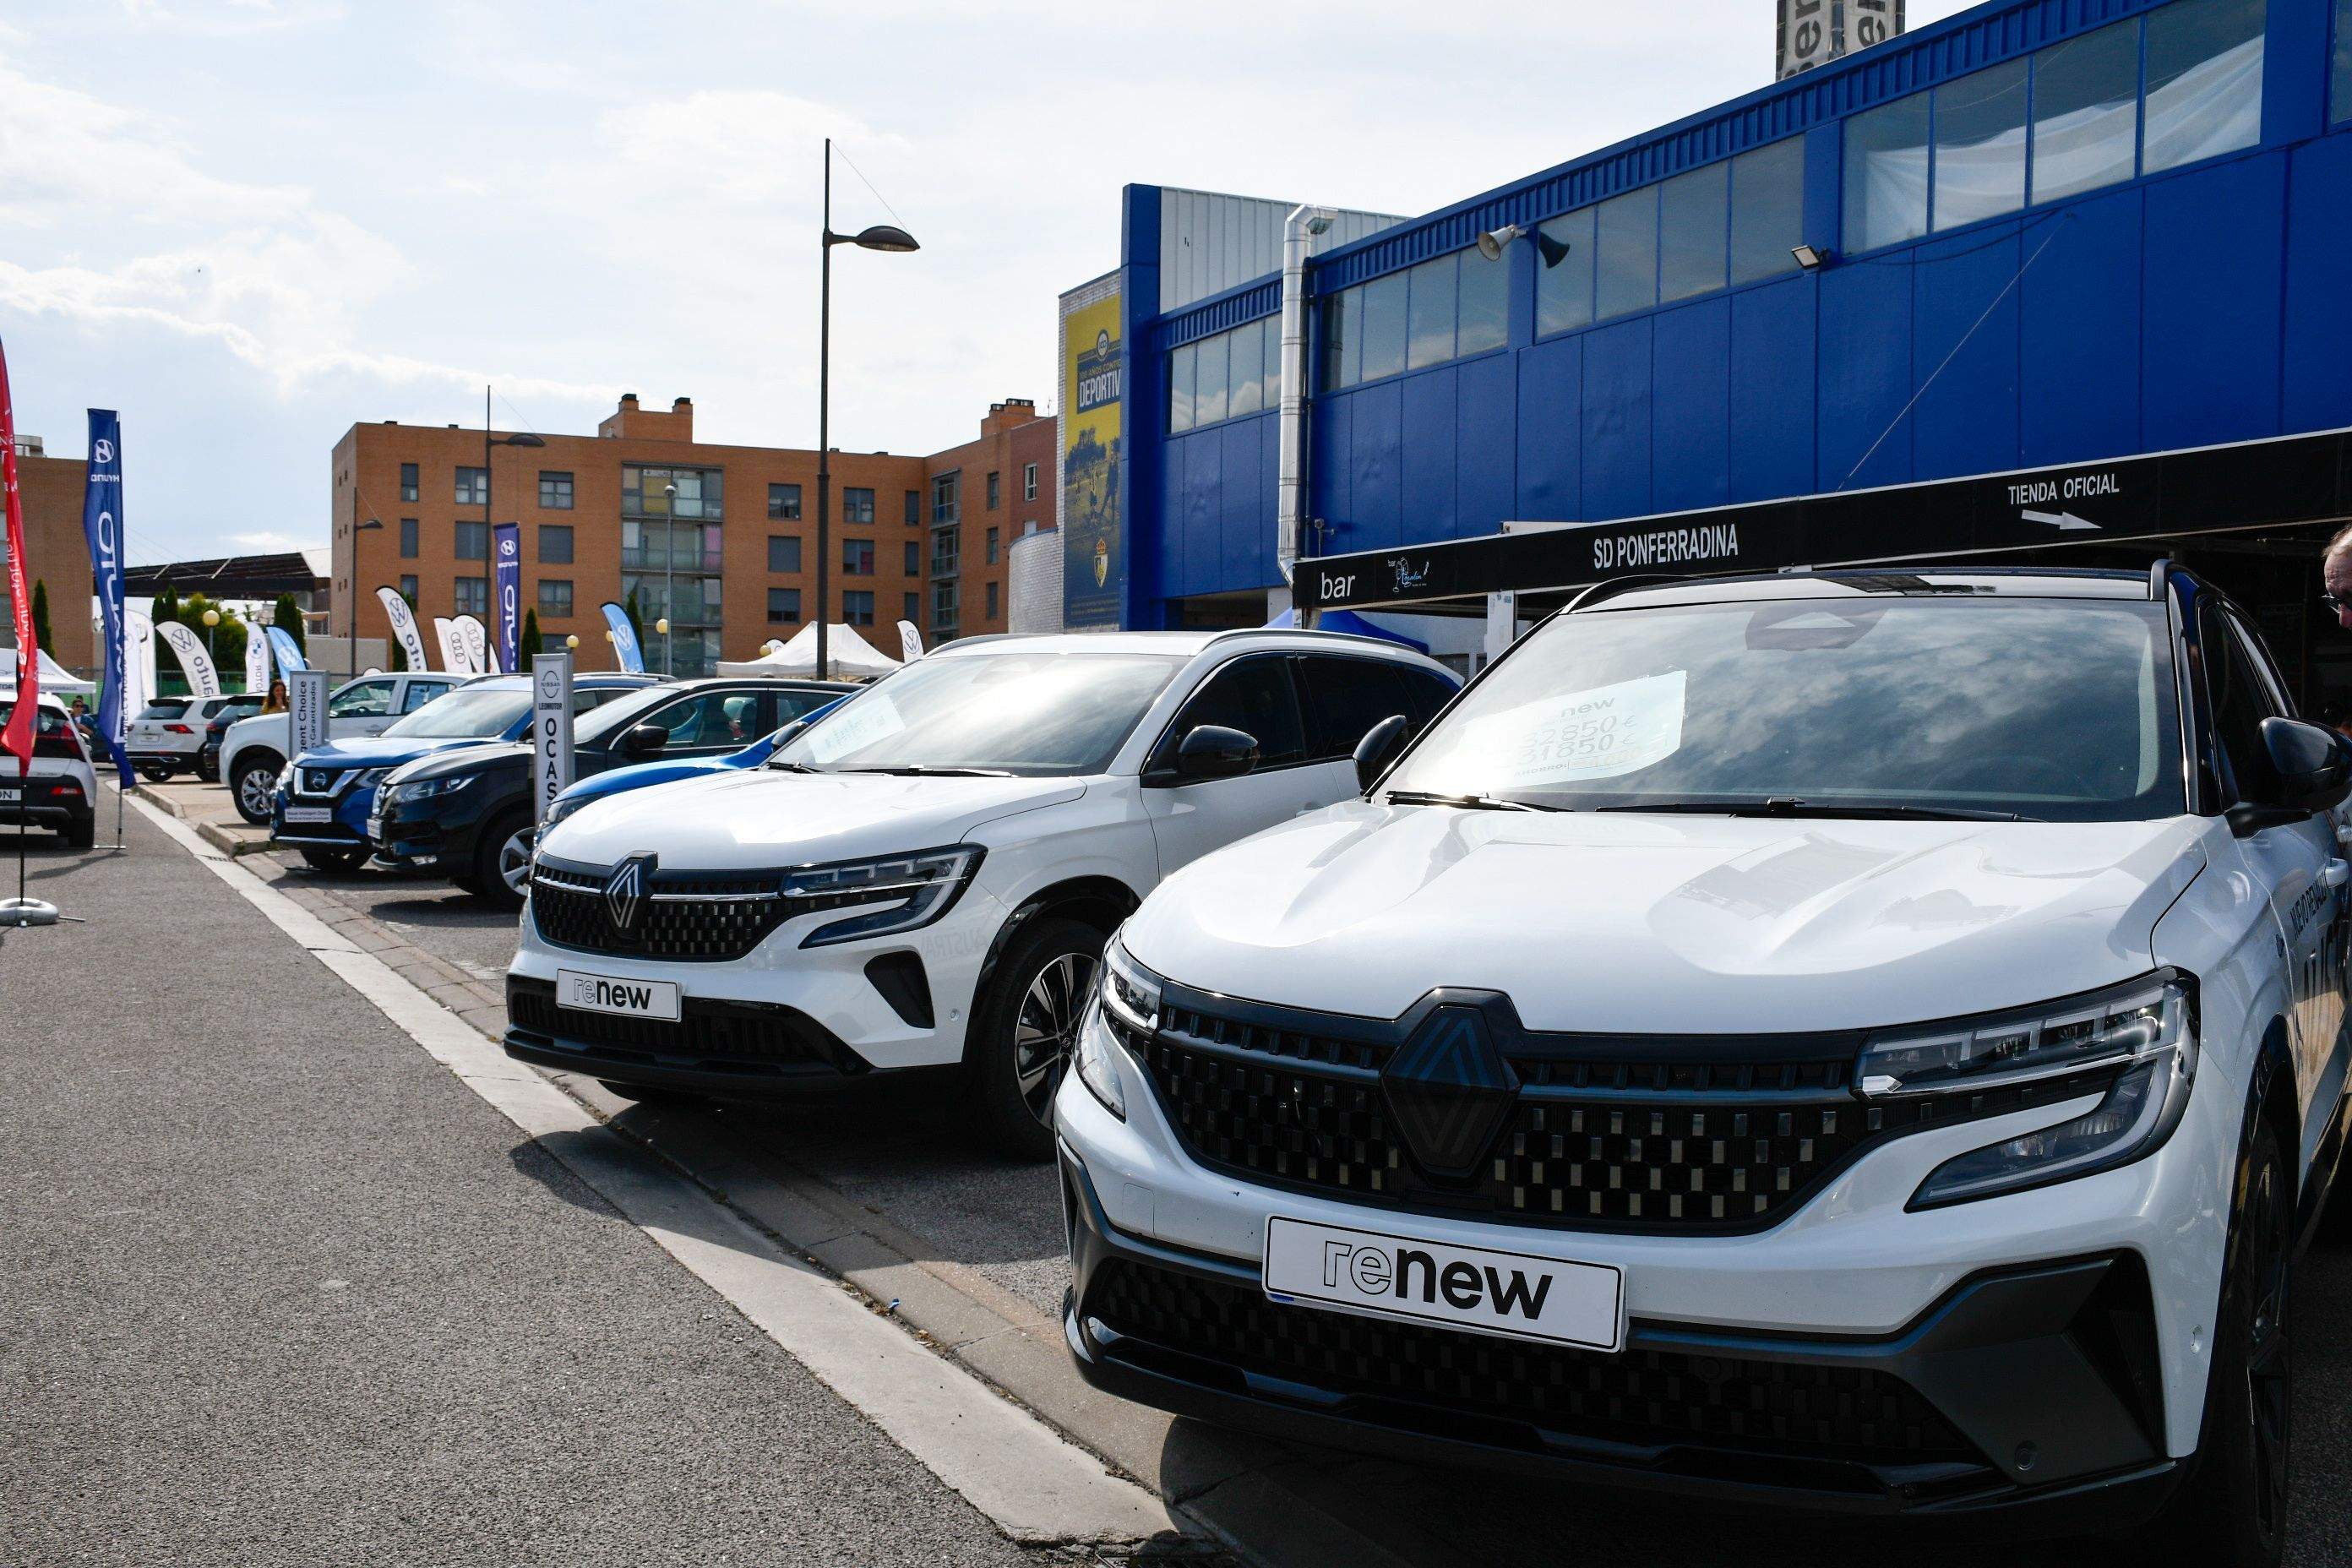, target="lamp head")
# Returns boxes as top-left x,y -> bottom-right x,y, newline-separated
1792,244 -> 1832,271
847,223 -> 918,253
1475,224 -> 1526,262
